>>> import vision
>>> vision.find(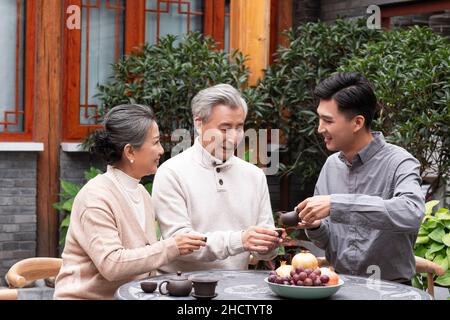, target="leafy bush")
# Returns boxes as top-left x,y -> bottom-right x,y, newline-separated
53,167 -> 102,247
413,201 -> 450,289
93,32 -> 249,155
339,26 -> 450,198
246,19 -> 379,184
